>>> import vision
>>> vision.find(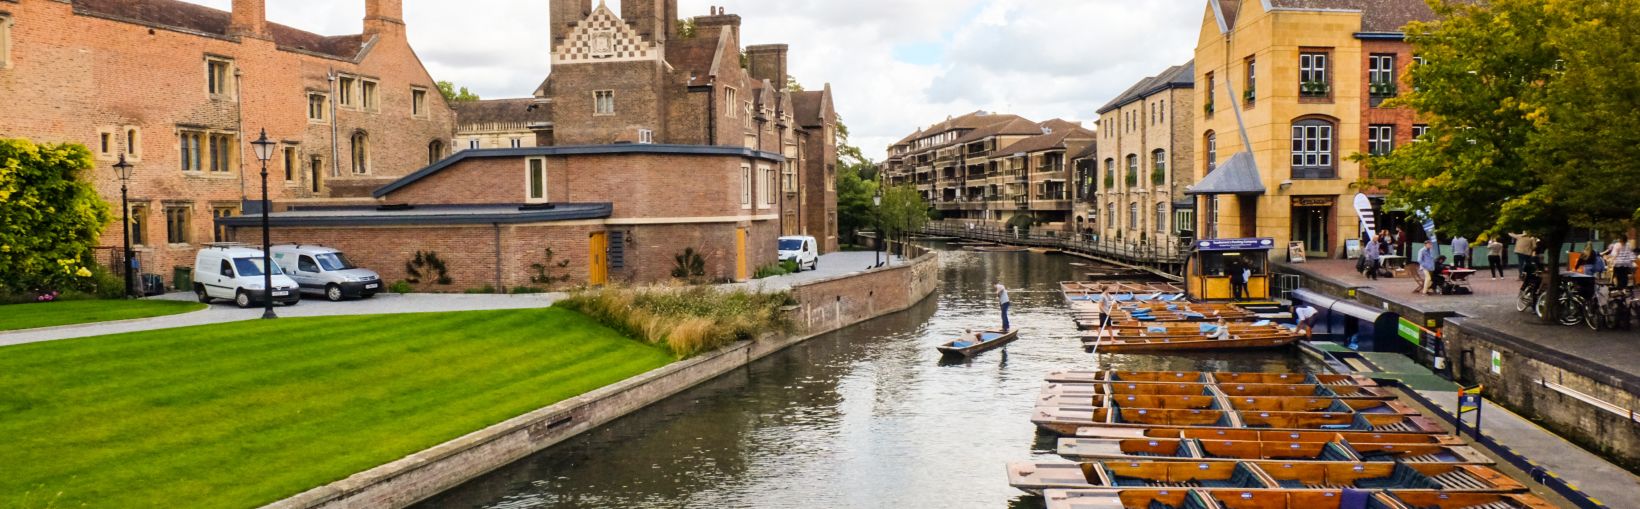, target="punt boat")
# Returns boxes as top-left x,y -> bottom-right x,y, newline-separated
935,329 -> 1018,359
1055,437 -> 1492,464
1038,383 -> 1396,401
1036,394 -> 1418,416
1042,371 -> 1376,387
1031,407 -> 1445,436
1083,331 -> 1304,352
1069,427 -> 1463,446
1040,489 -> 1557,509
1007,460 -> 1524,495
